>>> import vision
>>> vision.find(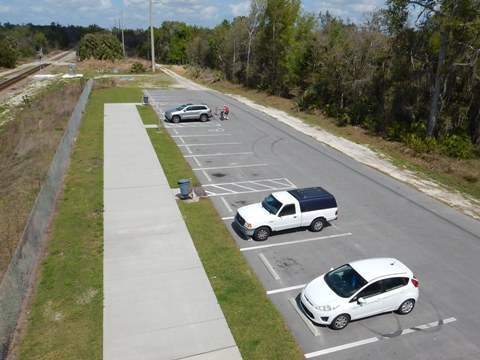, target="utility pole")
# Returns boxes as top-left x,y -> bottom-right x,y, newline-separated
121,11 -> 126,58
150,0 -> 155,72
